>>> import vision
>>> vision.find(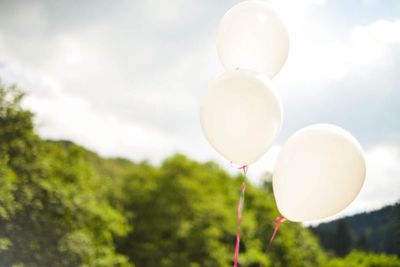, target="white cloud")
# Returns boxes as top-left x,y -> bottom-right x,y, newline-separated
275,18 -> 400,88
355,144 -> 400,210
362,0 -> 379,7
26,88 -> 173,162
267,17 -> 400,148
